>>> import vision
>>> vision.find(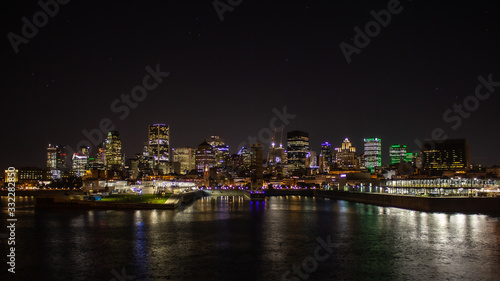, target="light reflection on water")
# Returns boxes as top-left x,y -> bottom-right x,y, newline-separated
1,196 -> 499,281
